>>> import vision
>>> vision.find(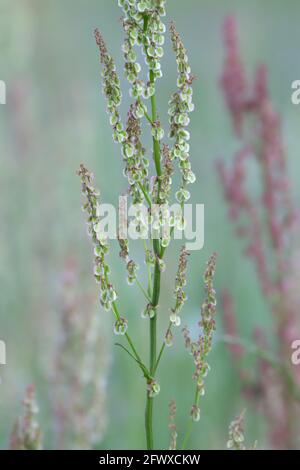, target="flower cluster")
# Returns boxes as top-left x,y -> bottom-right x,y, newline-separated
78,164 -> 118,314
164,326 -> 173,347
142,303 -> 156,319
150,204 -> 175,249
130,206 -> 149,238
151,119 -> 165,141
219,17 -> 295,295
145,248 -> 155,267
127,259 -> 139,285
118,236 -> 139,286
114,317 -> 129,335
182,325 -> 191,350
190,403 -> 201,423
183,253 -> 218,422
94,29 -> 126,144
168,400 -> 177,450
122,17 -> 143,96
226,410 -> 257,450
199,252 -> 218,342
94,31 -> 151,204
119,0 -> 166,97
118,236 -> 129,260
159,144 -> 174,203
52,258 -> 109,449
220,15 -> 246,136
227,411 -> 246,450
147,379 -> 160,398
123,103 -> 150,204
170,247 -> 190,328
169,22 -> 196,204
10,385 -> 43,450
